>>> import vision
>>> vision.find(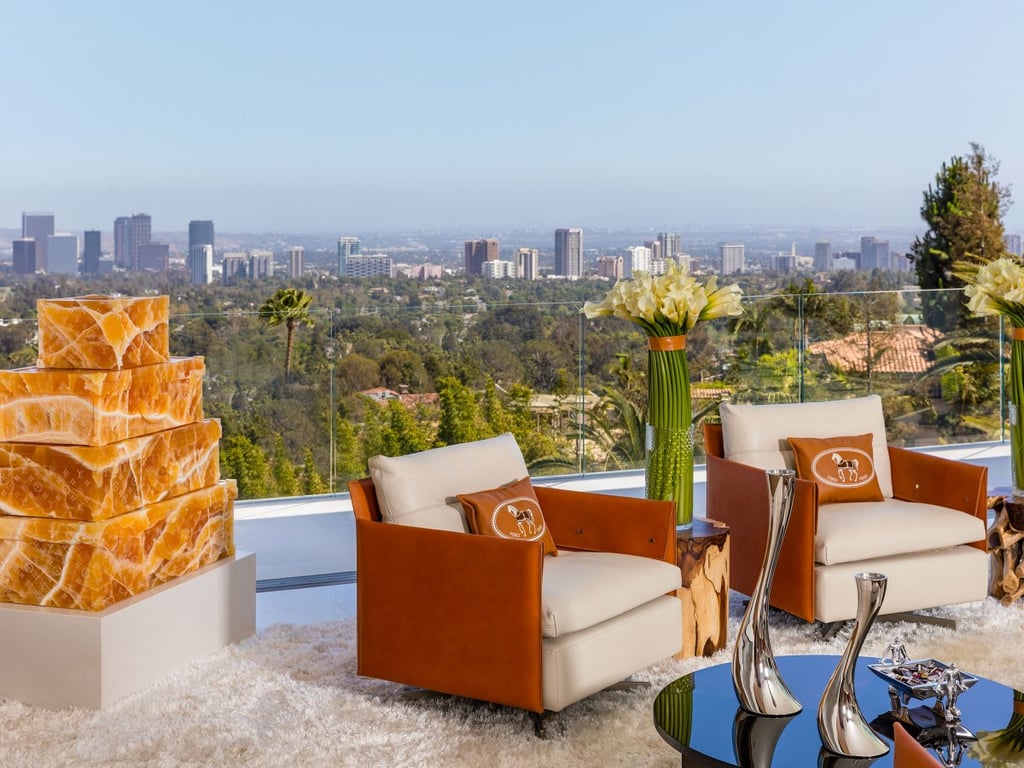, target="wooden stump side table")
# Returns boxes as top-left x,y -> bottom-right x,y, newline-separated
988,495 -> 1024,603
674,517 -> 730,659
